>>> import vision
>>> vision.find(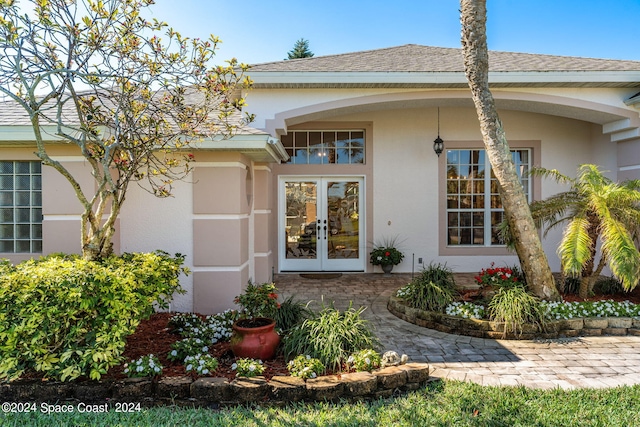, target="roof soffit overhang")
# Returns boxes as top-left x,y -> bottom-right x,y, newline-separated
0,127 -> 290,163
262,90 -> 640,143
248,71 -> 640,89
